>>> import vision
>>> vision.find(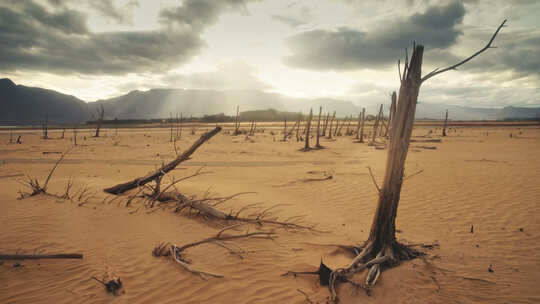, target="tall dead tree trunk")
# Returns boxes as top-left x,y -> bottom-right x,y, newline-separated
442,109 -> 448,137
73,128 -> 77,146
9,128 -> 13,144
302,108 -> 313,151
94,105 -> 104,138
328,20 -> 506,302
316,107 -> 323,148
